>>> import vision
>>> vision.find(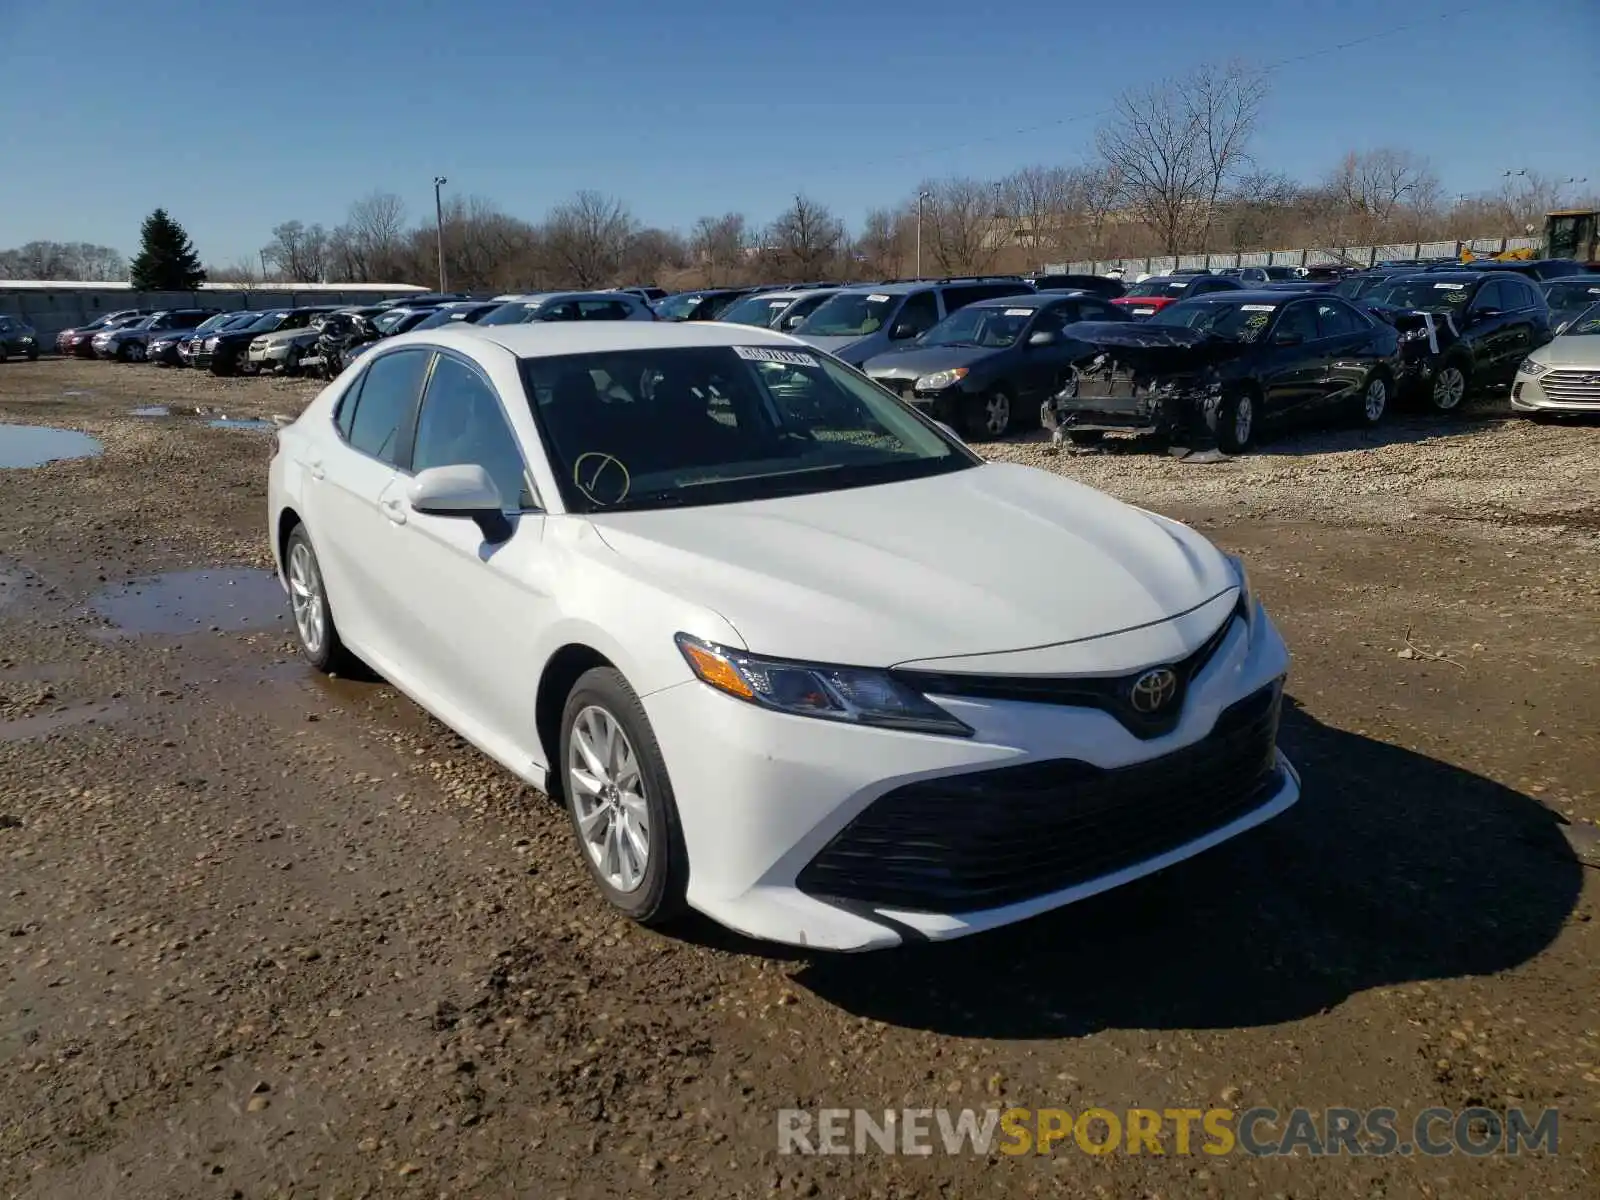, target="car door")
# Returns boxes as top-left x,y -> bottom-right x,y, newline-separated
1466,279 -> 1518,383
1312,299 -> 1375,407
1257,301 -> 1326,415
303,347 -> 433,669
376,351 -> 554,761
1016,300 -> 1081,400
